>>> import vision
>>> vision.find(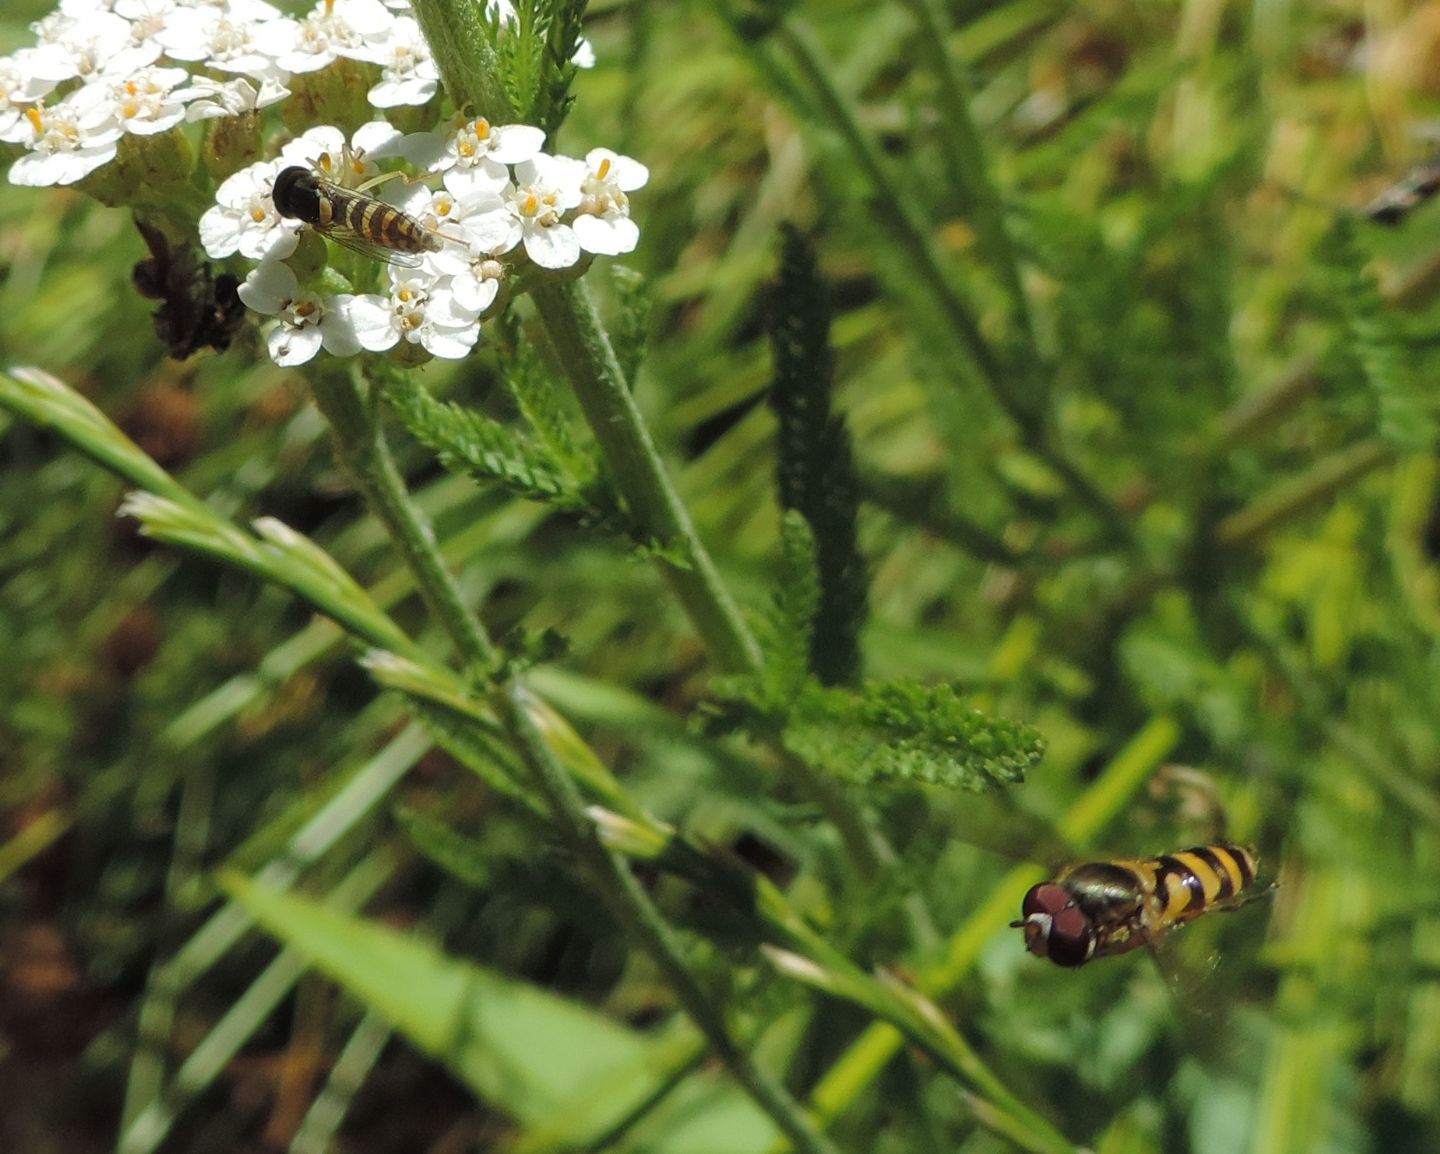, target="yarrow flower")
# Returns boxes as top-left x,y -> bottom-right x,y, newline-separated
274,0 -> 395,75
365,16 -> 438,108
347,268 -> 482,360
8,96 -> 124,186
573,148 -> 649,256
482,153 -> 588,270
178,74 -> 289,122
152,6 -> 297,82
403,114 -> 545,195
92,65 -> 196,136
0,52 -> 61,141
238,261 -> 360,366
199,158 -> 300,261
28,9 -> 161,85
